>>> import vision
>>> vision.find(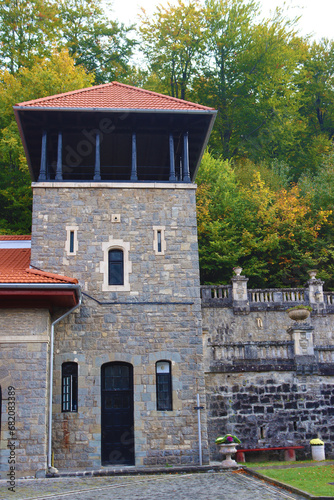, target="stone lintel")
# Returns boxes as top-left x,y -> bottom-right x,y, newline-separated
32,182 -> 197,190
0,335 -> 49,343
